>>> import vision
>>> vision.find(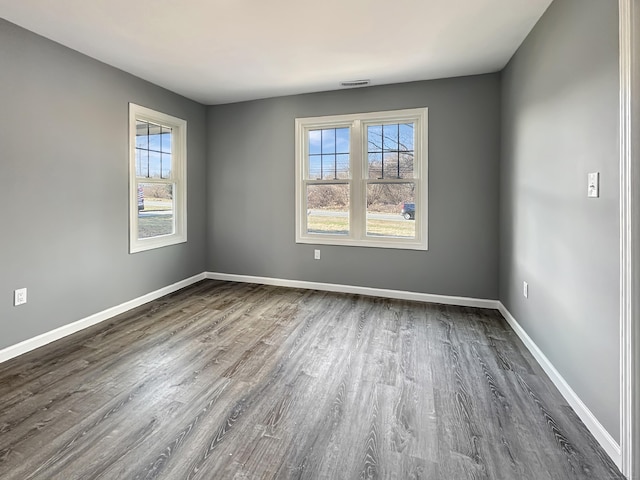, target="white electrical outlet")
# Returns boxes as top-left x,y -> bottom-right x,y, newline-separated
523,281 -> 528,299
314,249 -> 321,260
14,288 -> 27,306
